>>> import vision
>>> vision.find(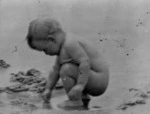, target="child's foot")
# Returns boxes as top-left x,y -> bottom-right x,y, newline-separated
82,94 -> 91,108
57,100 -> 83,110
